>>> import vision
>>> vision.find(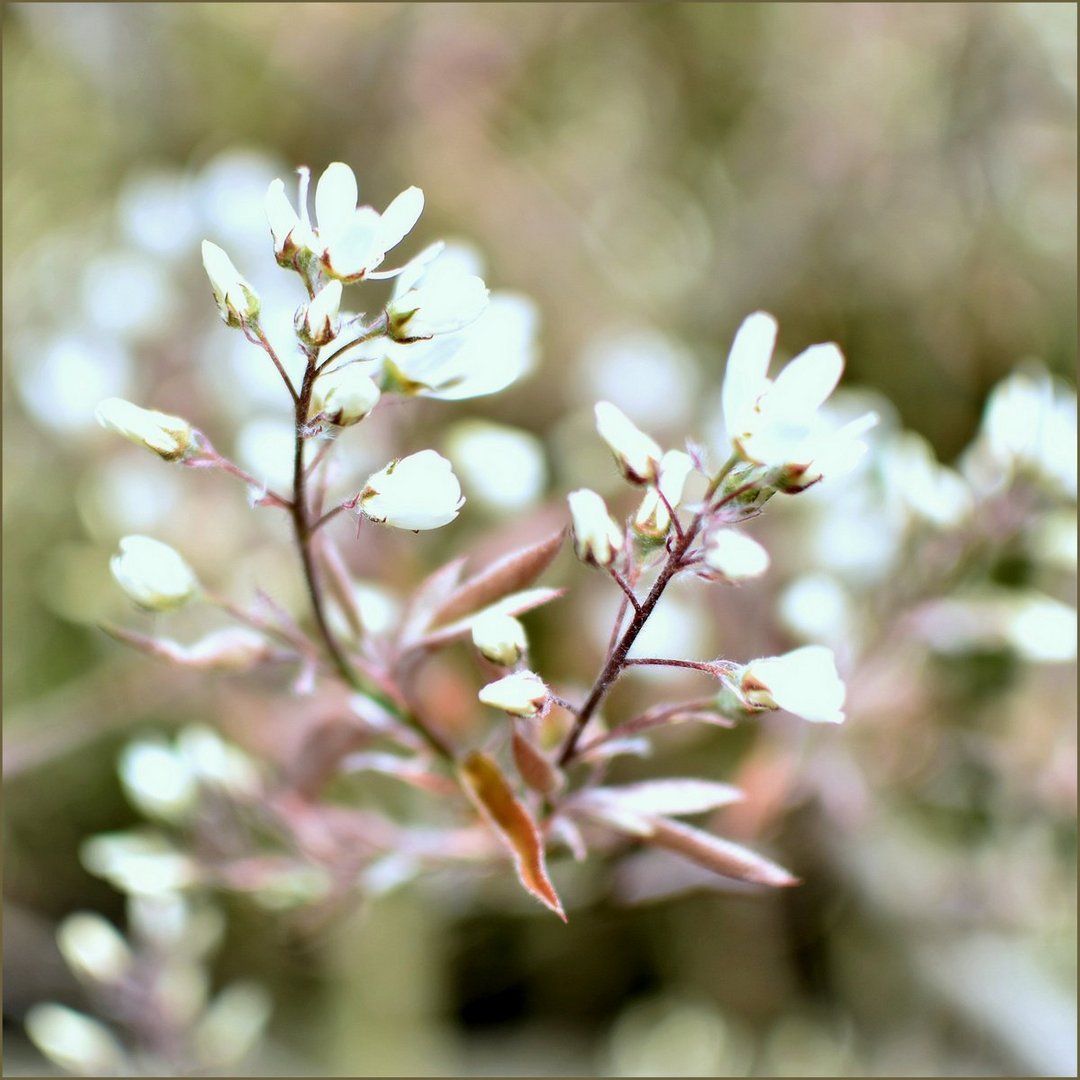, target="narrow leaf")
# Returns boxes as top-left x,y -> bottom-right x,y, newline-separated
643,817 -> 799,888
397,555 -> 467,648
511,729 -> 564,796
413,587 -> 565,651
431,530 -> 565,627
574,779 -> 743,820
459,750 -> 566,920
